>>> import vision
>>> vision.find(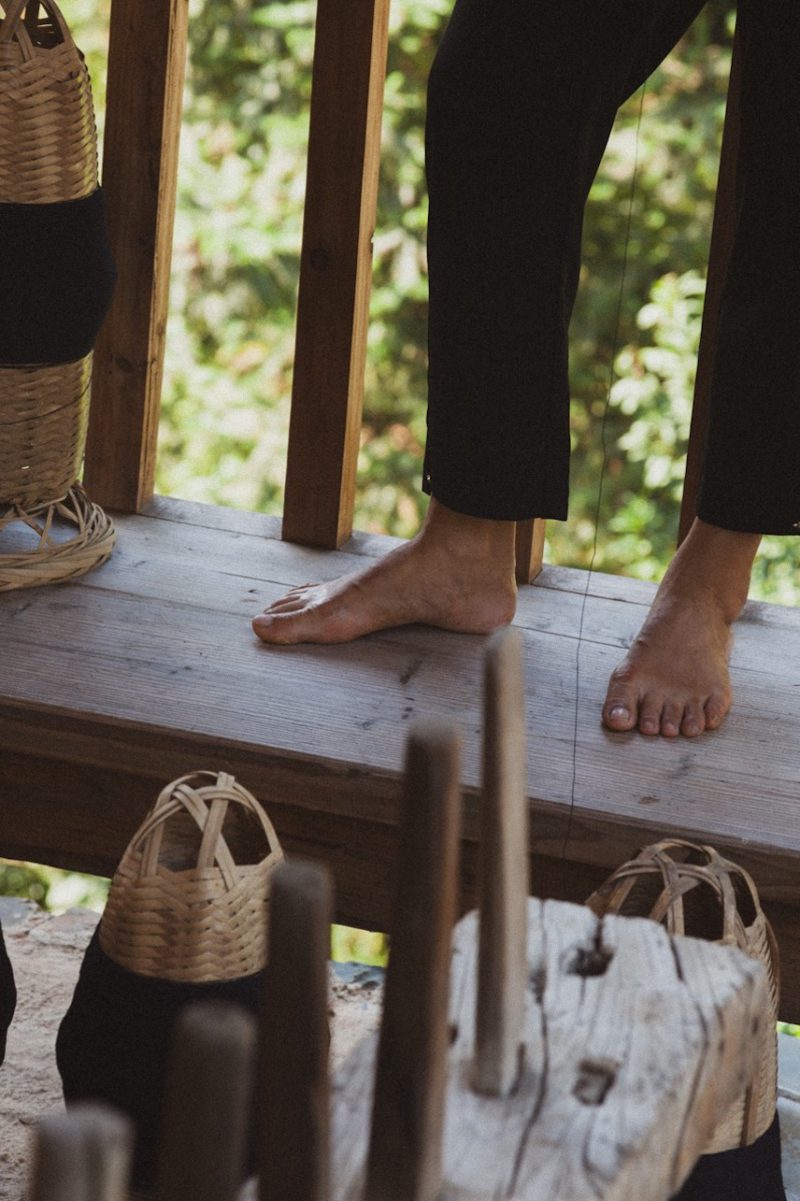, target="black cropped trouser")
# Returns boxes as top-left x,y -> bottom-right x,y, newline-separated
422,0 -> 800,536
